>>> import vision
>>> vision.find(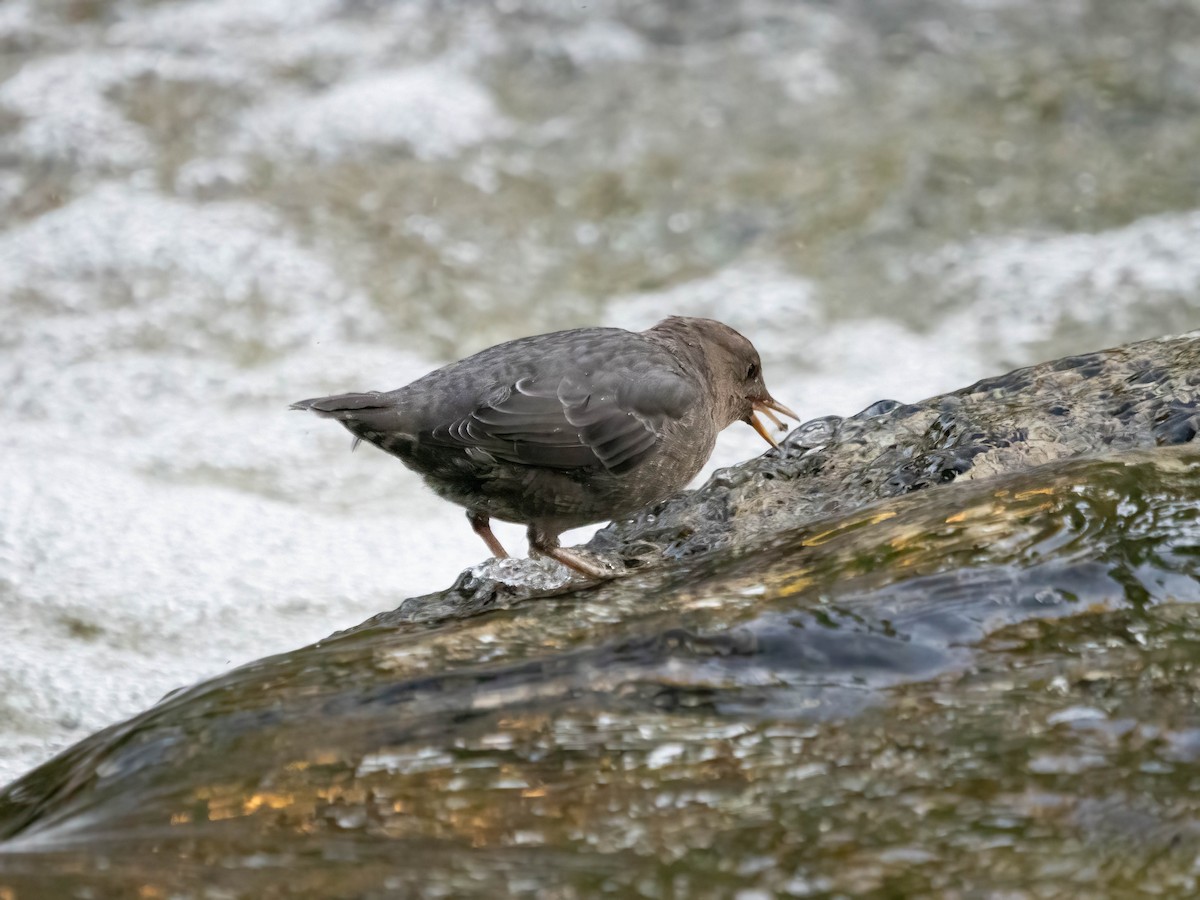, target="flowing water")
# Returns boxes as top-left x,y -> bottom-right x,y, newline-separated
2,0 -> 1200,814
